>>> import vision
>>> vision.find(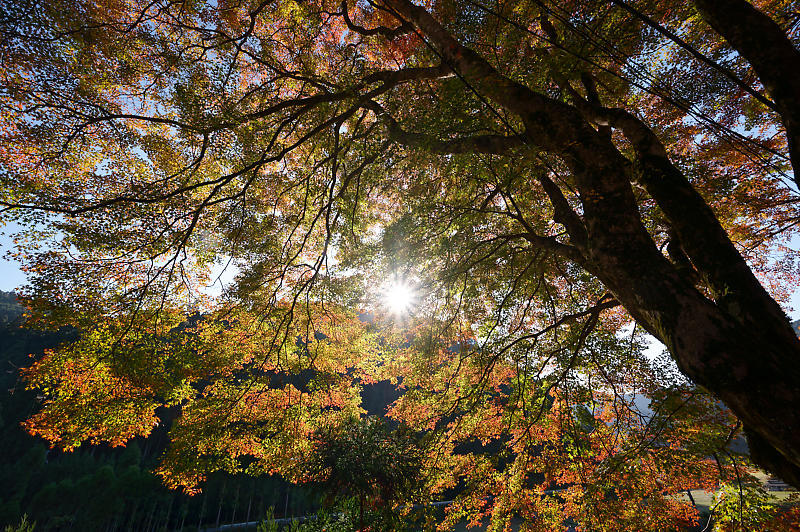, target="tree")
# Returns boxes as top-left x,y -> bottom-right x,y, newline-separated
303,416 -> 424,530
2,0 -> 800,527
